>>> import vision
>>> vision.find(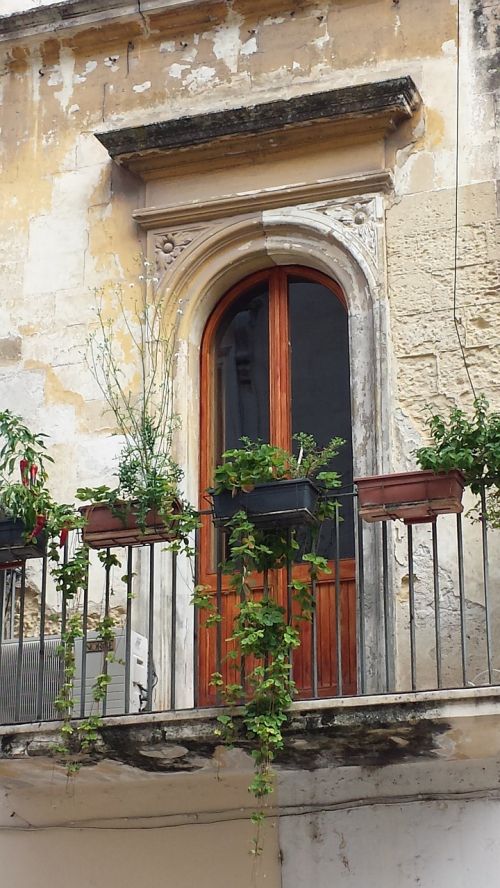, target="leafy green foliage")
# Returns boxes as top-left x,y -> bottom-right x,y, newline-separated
213,434 -> 344,495
0,410 -> 83,543
81,273 -> 199,555
416,396 -> 500,493
54,606 -> 119,773
195,435 -> 345,850
50,545 -> 89,600
0,409 -> 52,479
